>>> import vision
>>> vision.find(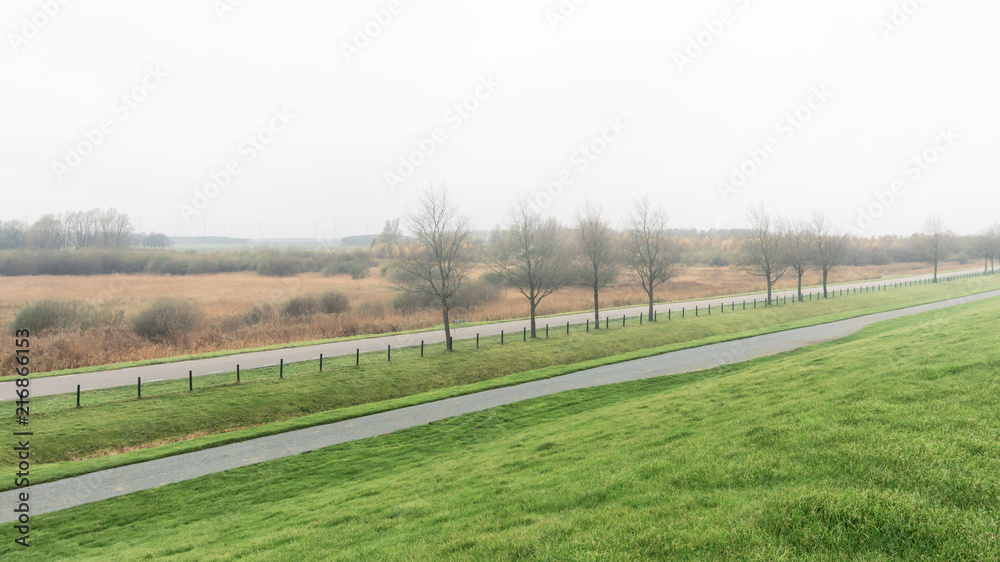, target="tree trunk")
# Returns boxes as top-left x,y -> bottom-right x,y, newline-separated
822,269 -> 829,298
593,285 -> 600,329
797,271 -> 804,302
647,288 -> 655,319
933,262 -> 938,283
529,300 -> 538,339
442,305 -> 452,352
766,275 -> 773,306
